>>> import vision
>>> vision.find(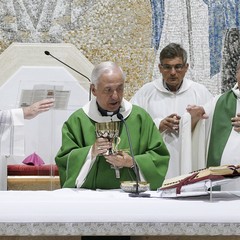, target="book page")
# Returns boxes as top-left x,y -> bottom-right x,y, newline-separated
19,85 -> 70,110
